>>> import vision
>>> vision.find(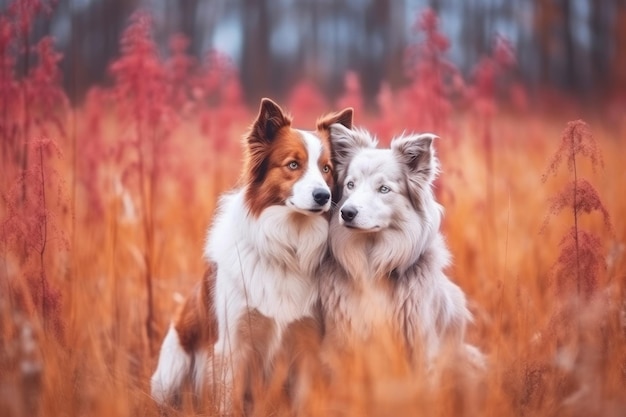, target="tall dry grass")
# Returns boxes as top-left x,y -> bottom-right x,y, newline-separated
1,112 -> 625,417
